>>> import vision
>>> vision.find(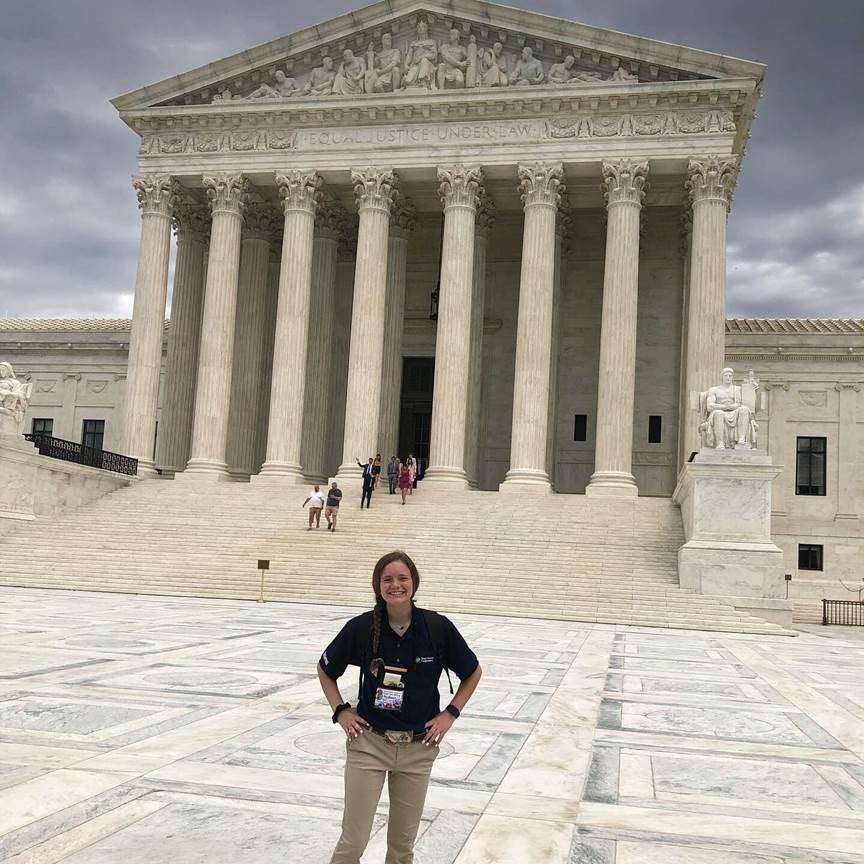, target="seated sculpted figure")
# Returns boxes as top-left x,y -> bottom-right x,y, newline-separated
304,56 -> 337,96
509,46 -> 545,86
333,49 -> 366,97
245,70 -> 300,100
481,42 -> 509,87
403,19 -> 438,90
547,55 -> 576,84
437,28 -> 468,89
607,66 -> 639,83
0,362 -> 33,436
701,367 -> 758,449
365,33 -> 402,93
